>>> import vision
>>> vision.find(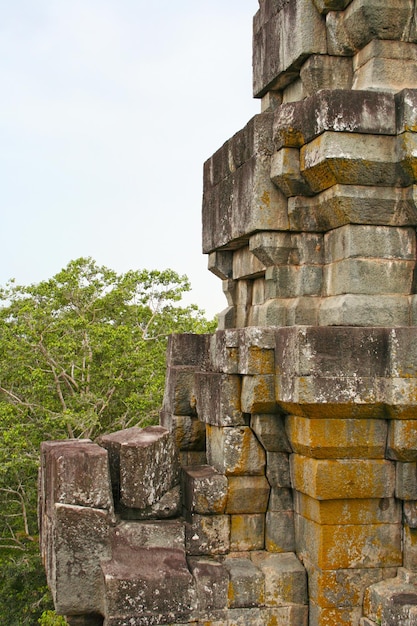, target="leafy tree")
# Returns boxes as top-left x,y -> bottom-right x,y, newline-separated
0,257 -> 216,624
